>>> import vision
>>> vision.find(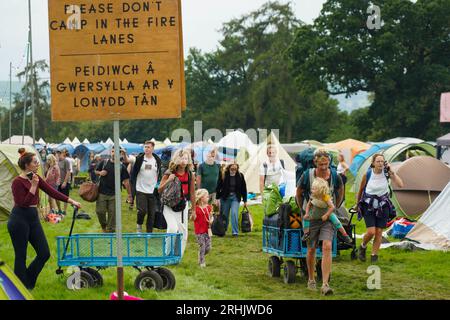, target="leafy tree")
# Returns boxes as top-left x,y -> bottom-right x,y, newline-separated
289,0 -> 450,140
